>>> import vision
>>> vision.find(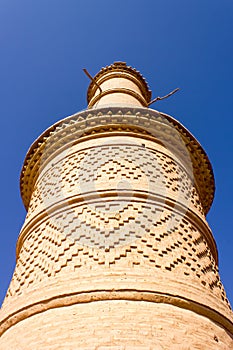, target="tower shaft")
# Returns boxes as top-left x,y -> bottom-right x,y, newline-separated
0,63 -> 232,349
